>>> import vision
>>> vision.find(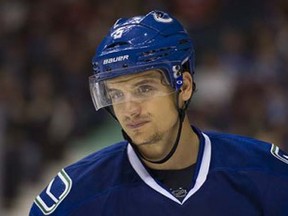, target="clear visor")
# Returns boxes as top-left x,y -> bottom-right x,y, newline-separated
89,69 -> 175,111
